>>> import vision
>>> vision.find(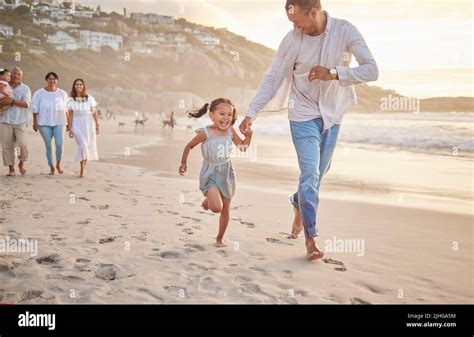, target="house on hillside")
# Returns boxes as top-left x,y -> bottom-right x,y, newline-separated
46,31 -> 78,51
79,30 -> 123,52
